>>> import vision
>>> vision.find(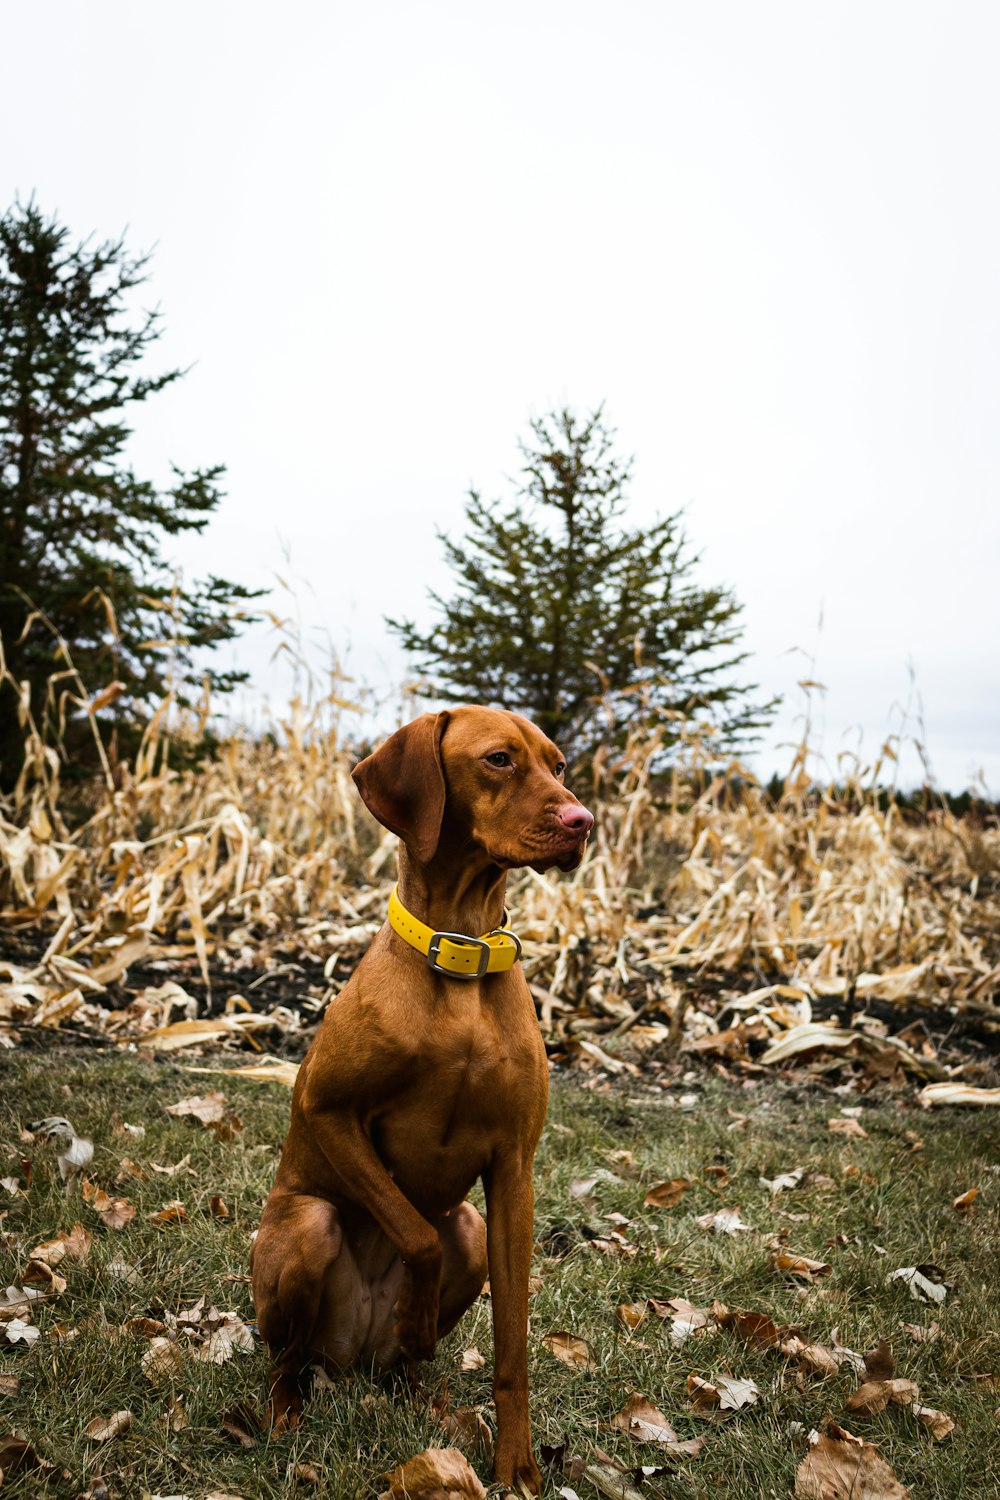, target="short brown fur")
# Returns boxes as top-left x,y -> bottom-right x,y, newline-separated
251,705 -> 592,1493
